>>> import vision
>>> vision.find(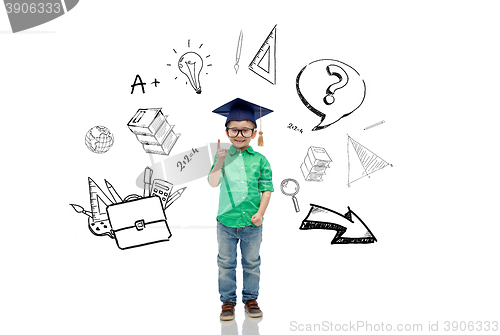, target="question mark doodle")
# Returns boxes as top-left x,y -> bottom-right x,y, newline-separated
296,58 -> 366,131
323,65 -> 349,105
